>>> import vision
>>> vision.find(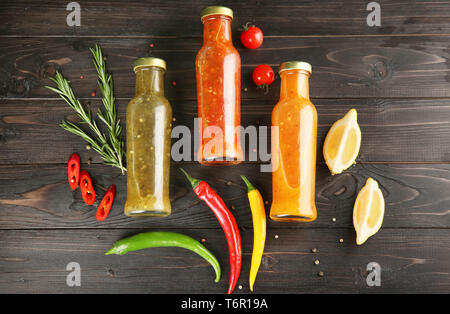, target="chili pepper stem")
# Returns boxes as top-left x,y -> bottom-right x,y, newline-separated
240,175 -> 256,192
180,168 -> 201,189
